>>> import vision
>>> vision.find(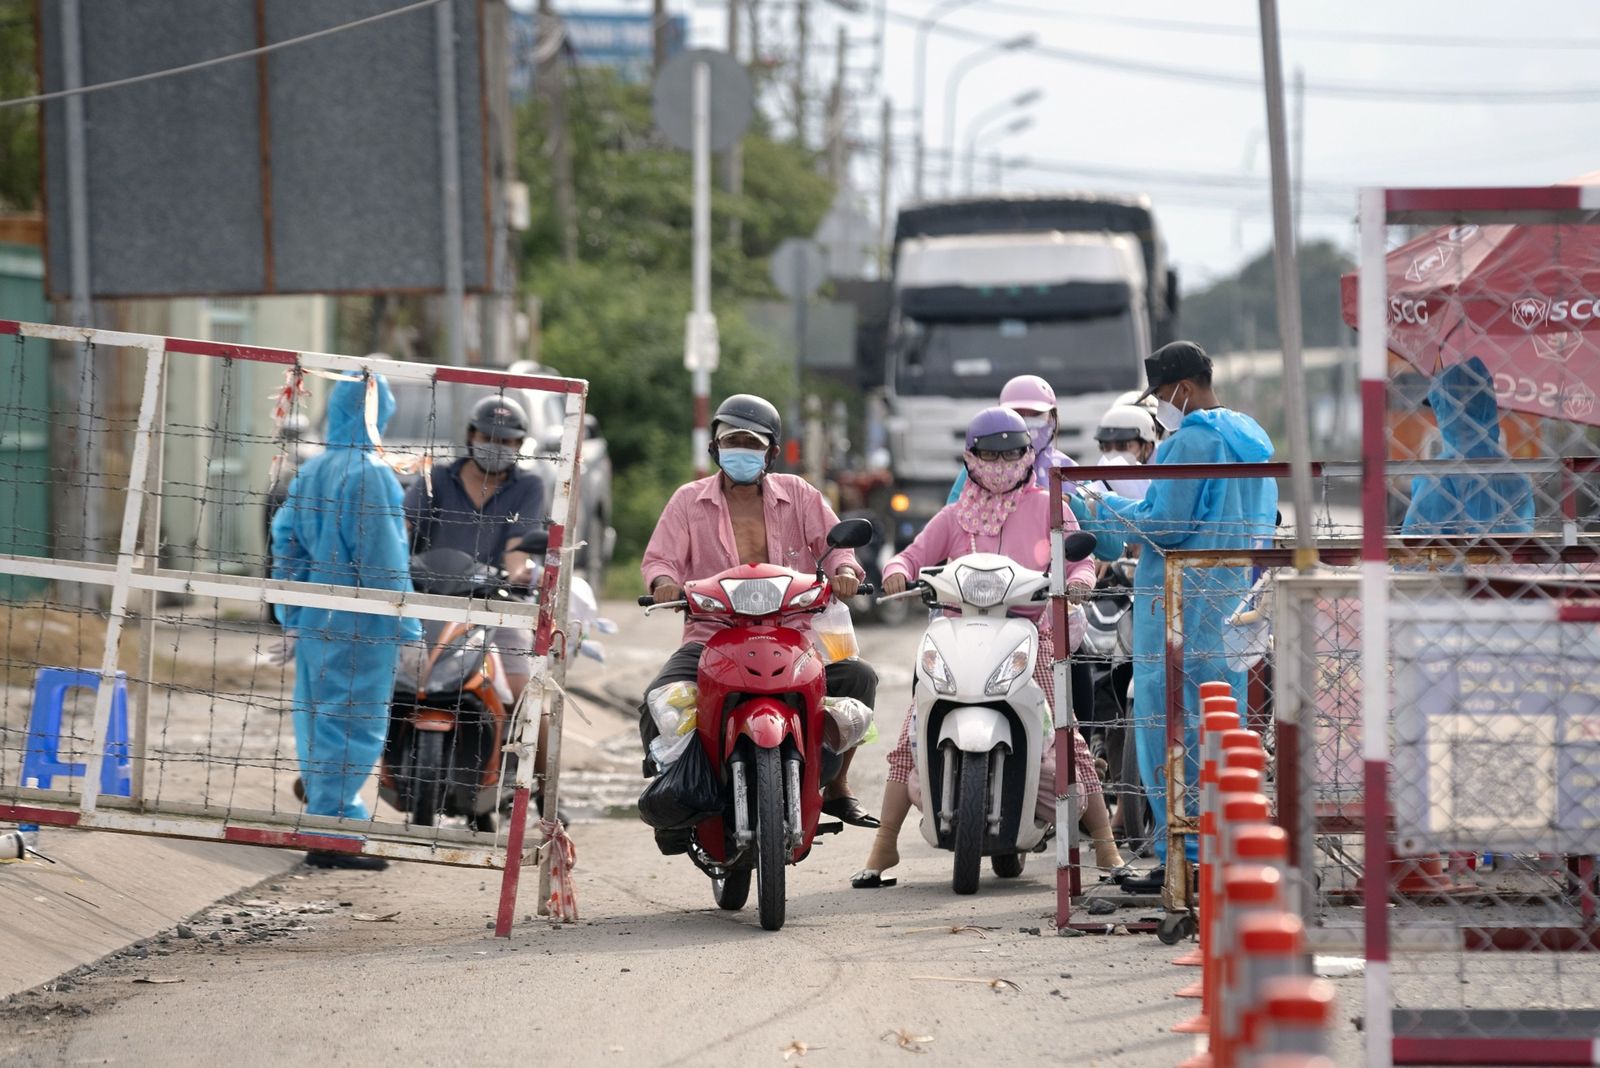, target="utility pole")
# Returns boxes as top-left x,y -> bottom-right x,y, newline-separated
826,25 -> 846,183
1292,64 -> 1305,248
792,0 -> 809,147
877,96 -> 892,276
539,0 -> 577,263
653,0 -> 668,79
725,0 -> 744,248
